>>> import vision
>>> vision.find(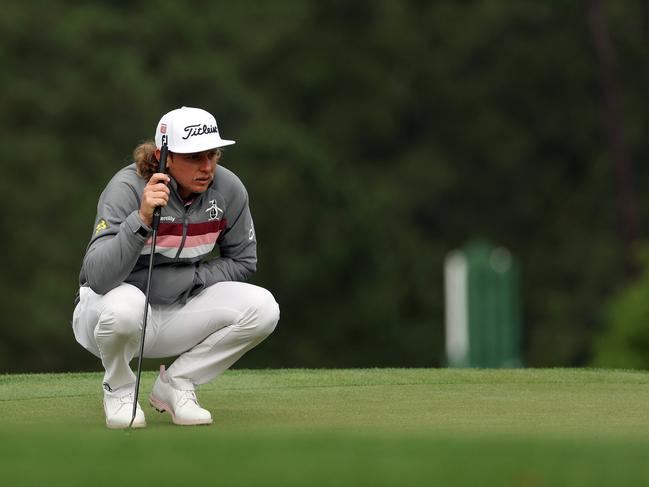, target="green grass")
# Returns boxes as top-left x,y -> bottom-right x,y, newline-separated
2,368 -> 649,486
